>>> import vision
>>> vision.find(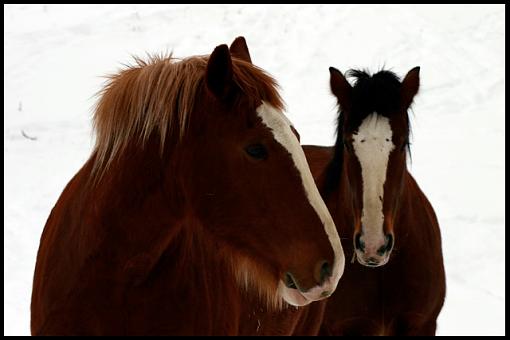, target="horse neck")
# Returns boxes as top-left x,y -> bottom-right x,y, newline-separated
92,136 -> 232,261
84,138 -> 185,265
90,141 -> 254,333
